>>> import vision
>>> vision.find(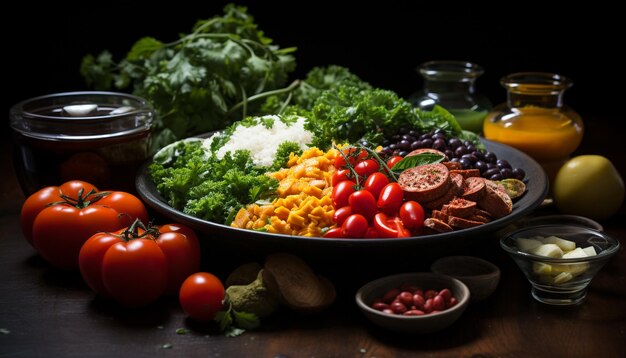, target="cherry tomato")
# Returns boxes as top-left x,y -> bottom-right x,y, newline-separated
377,183 -> 404,216
348,190 -> 377,221
24,181 -> 149,270
354,159 -> 380,178
334,147 -> 367,168
341,214 -> 368,238
373,213 -> 411,238
386,155 -> 403,169
331,169 -> 351,186
333,206 -> 353,226
363,172 -> 389,200
323,227 -> 343,238
399,201 -> 425,230
365,226 -> 381,238
179,272 -> 225,322
331,180 -> 356,209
